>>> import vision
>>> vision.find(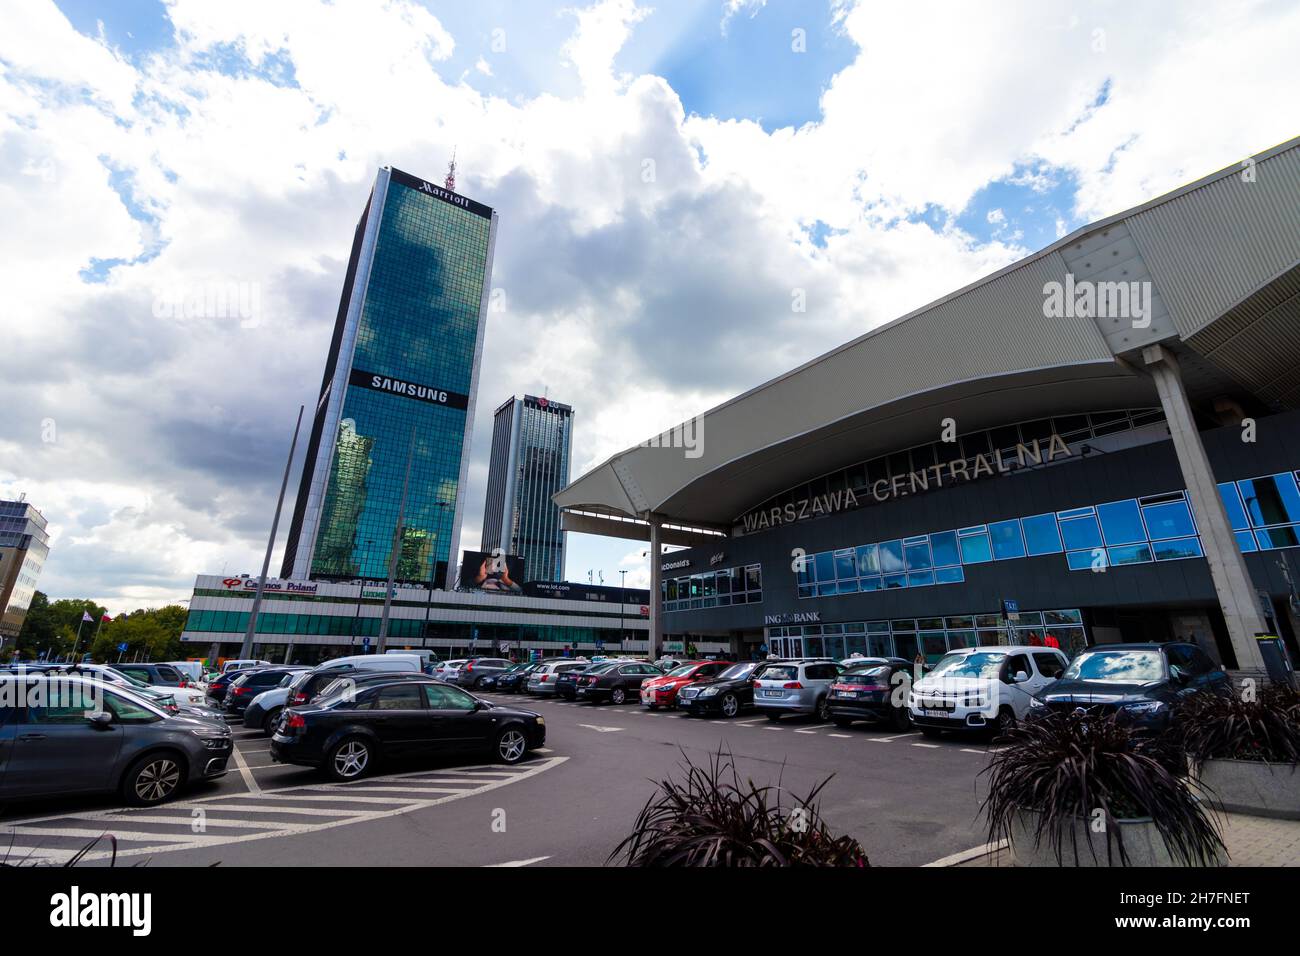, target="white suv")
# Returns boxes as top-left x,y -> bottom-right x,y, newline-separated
908,645 -> 1068,737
